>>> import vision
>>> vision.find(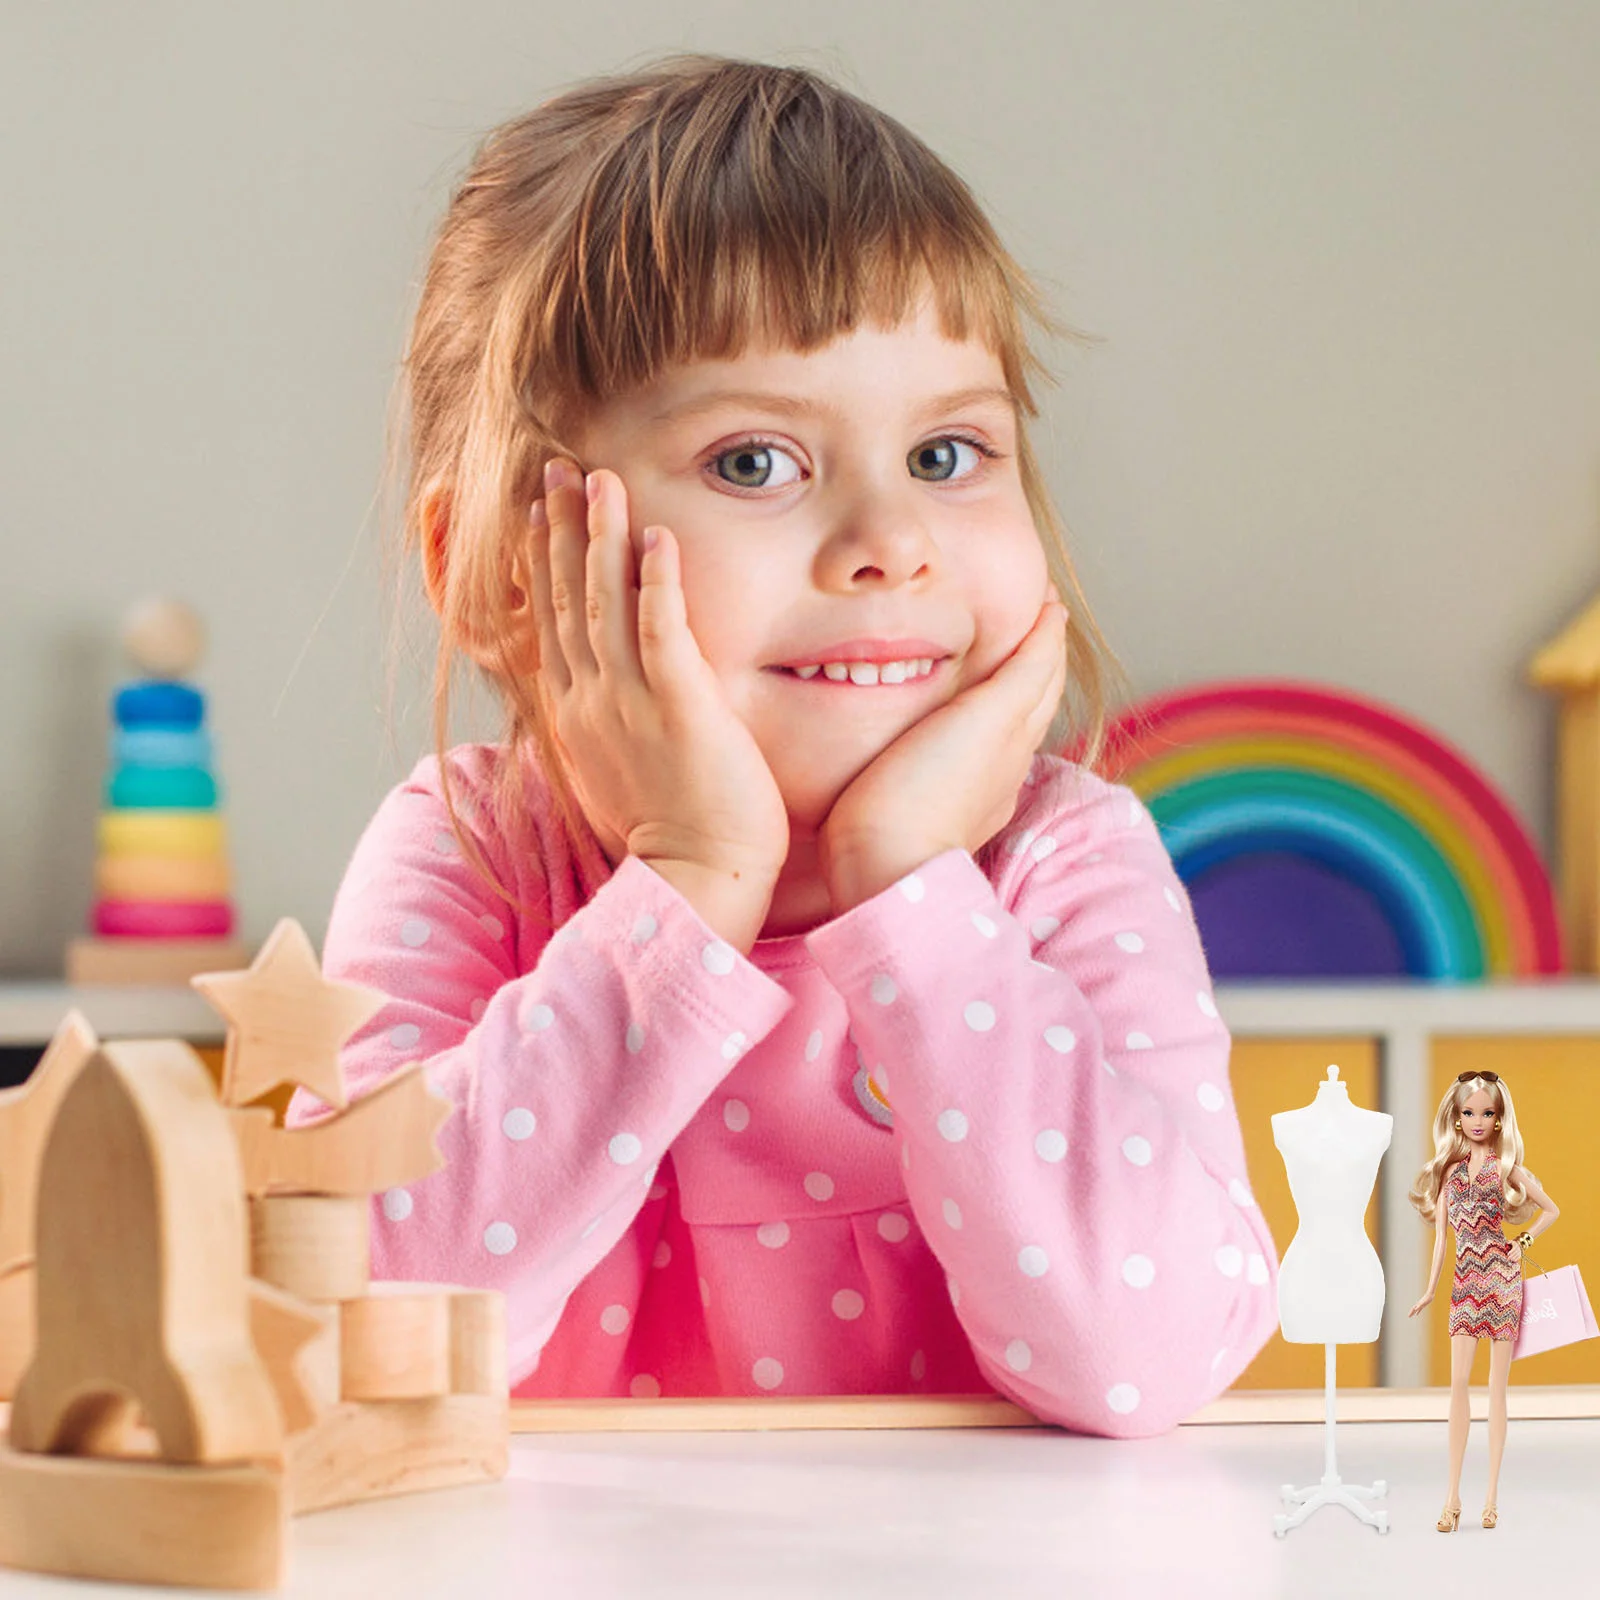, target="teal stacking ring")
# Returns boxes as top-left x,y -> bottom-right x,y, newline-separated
107,765 -> 219,810
114,682 -> 205,729
112,726 -> 213,769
